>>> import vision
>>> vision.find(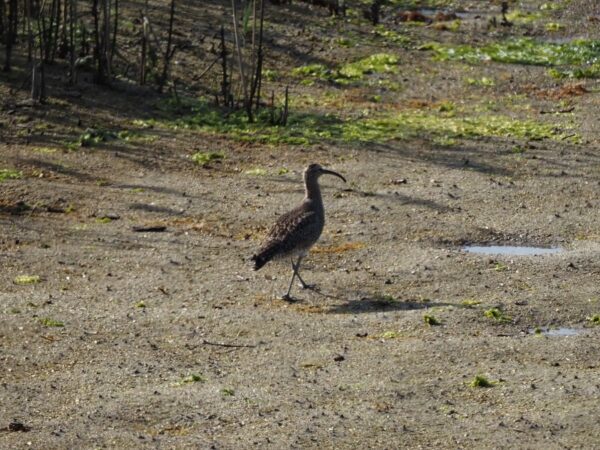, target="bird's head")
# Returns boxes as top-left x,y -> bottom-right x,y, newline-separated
304,163 -> 346,183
